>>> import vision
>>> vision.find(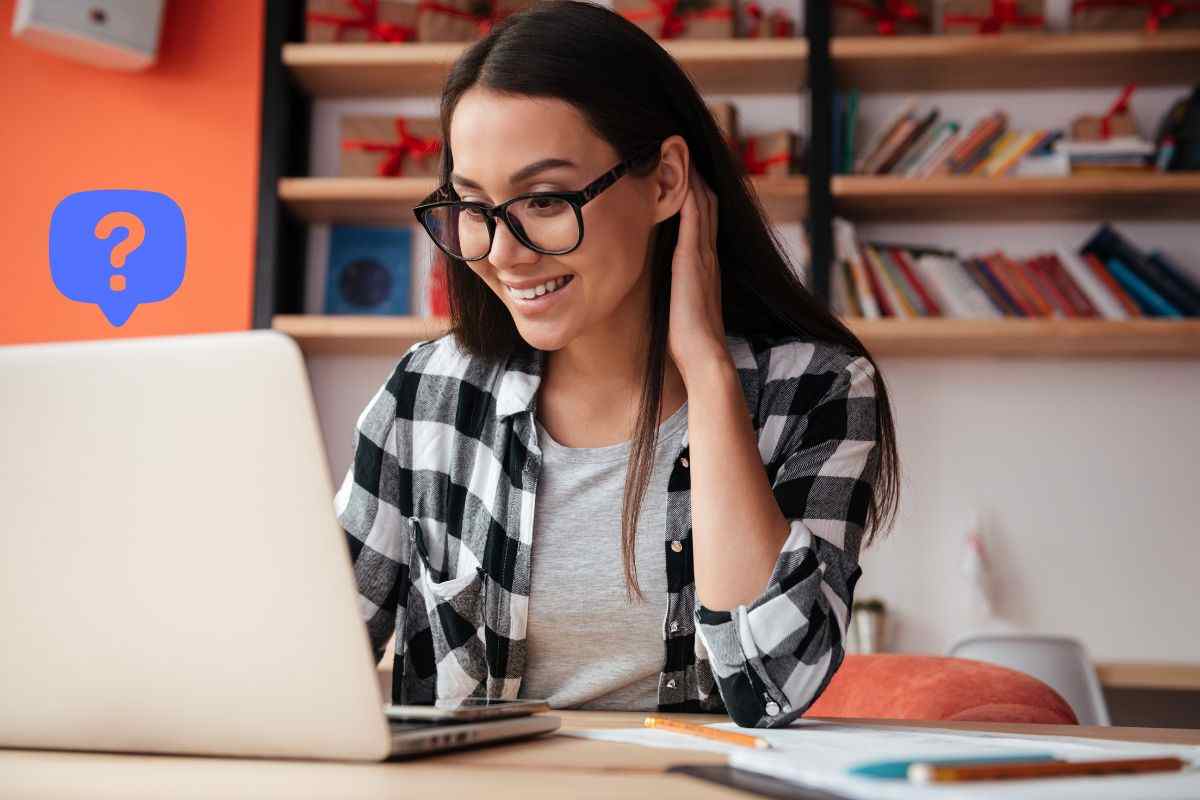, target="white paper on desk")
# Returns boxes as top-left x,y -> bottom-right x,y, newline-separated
566,720 -> 1200,798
